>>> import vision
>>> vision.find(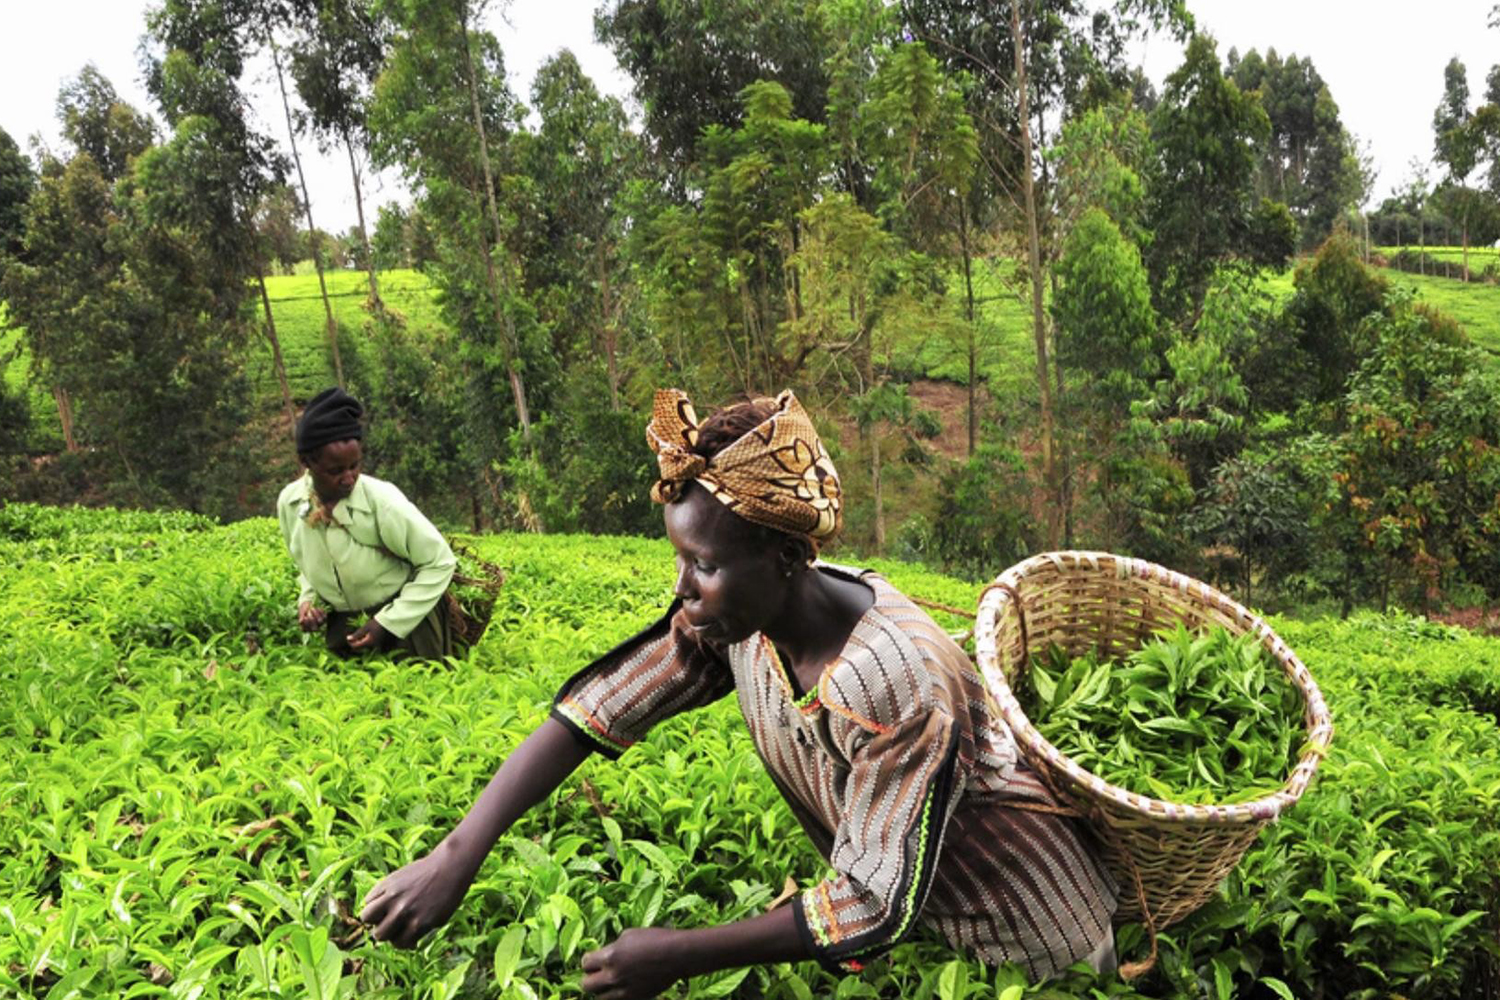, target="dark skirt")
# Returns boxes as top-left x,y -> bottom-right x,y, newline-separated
324,596 -> 454,661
